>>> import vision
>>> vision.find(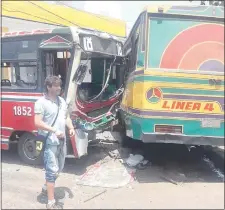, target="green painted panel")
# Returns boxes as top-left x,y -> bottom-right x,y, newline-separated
124,113 -> 224,139
162,87 -> 224,96
167,6 -> 224,18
